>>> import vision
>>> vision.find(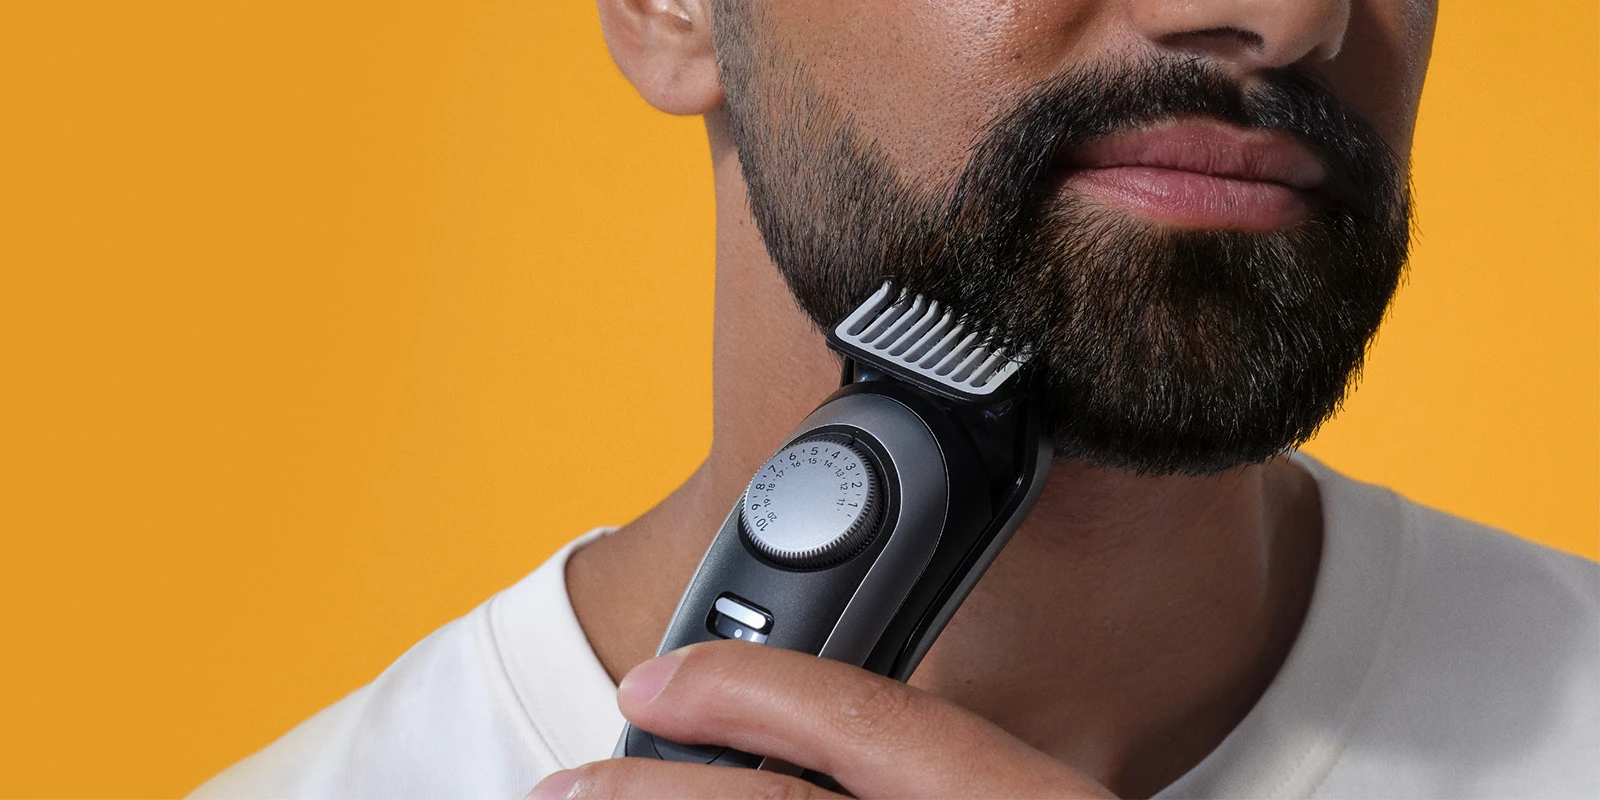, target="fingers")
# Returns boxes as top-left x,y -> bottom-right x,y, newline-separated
616,640 -> 1111,798
528,758 -> 842,800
